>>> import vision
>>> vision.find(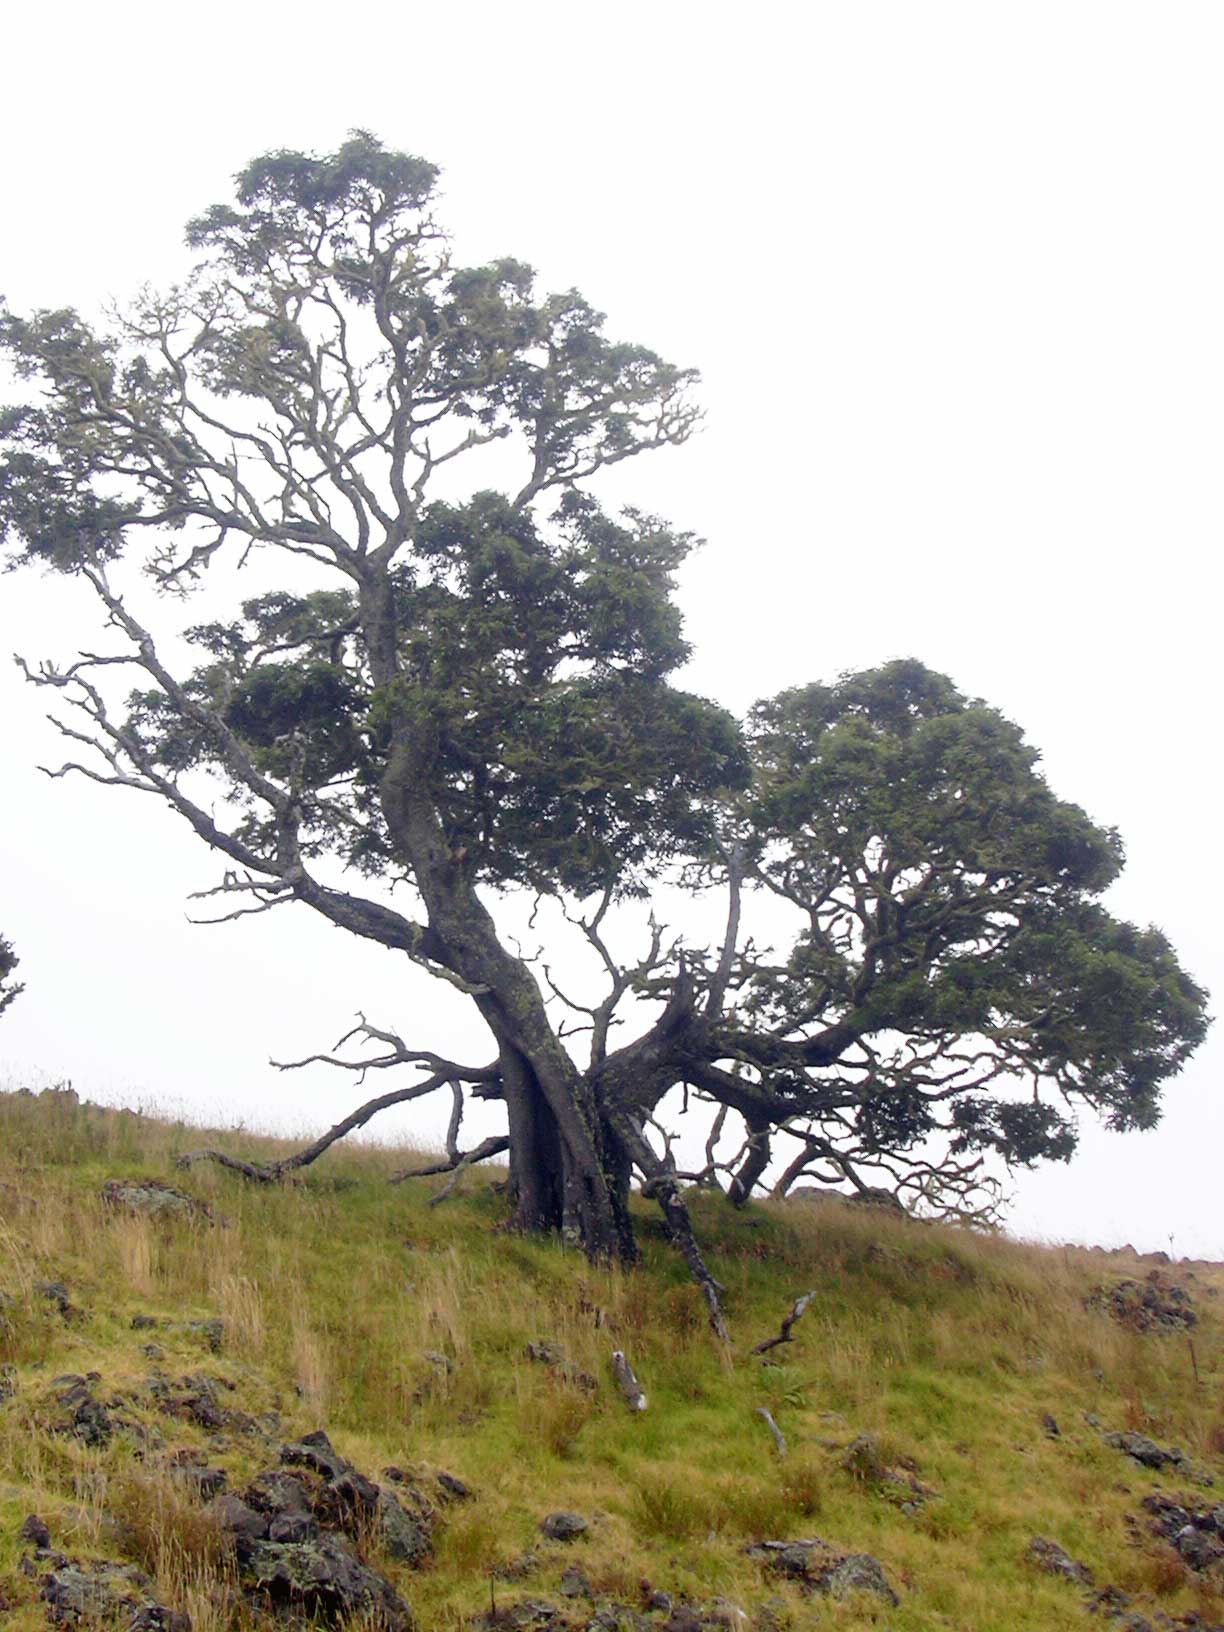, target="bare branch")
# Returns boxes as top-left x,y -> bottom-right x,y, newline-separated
751,1291 -> 818,1357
